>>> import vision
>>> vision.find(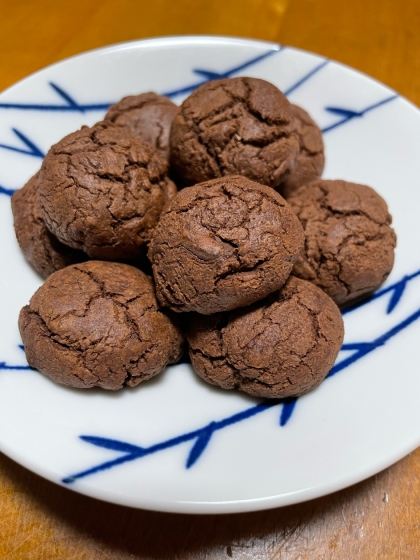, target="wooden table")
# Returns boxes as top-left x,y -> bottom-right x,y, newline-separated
1,1 -> 420,558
